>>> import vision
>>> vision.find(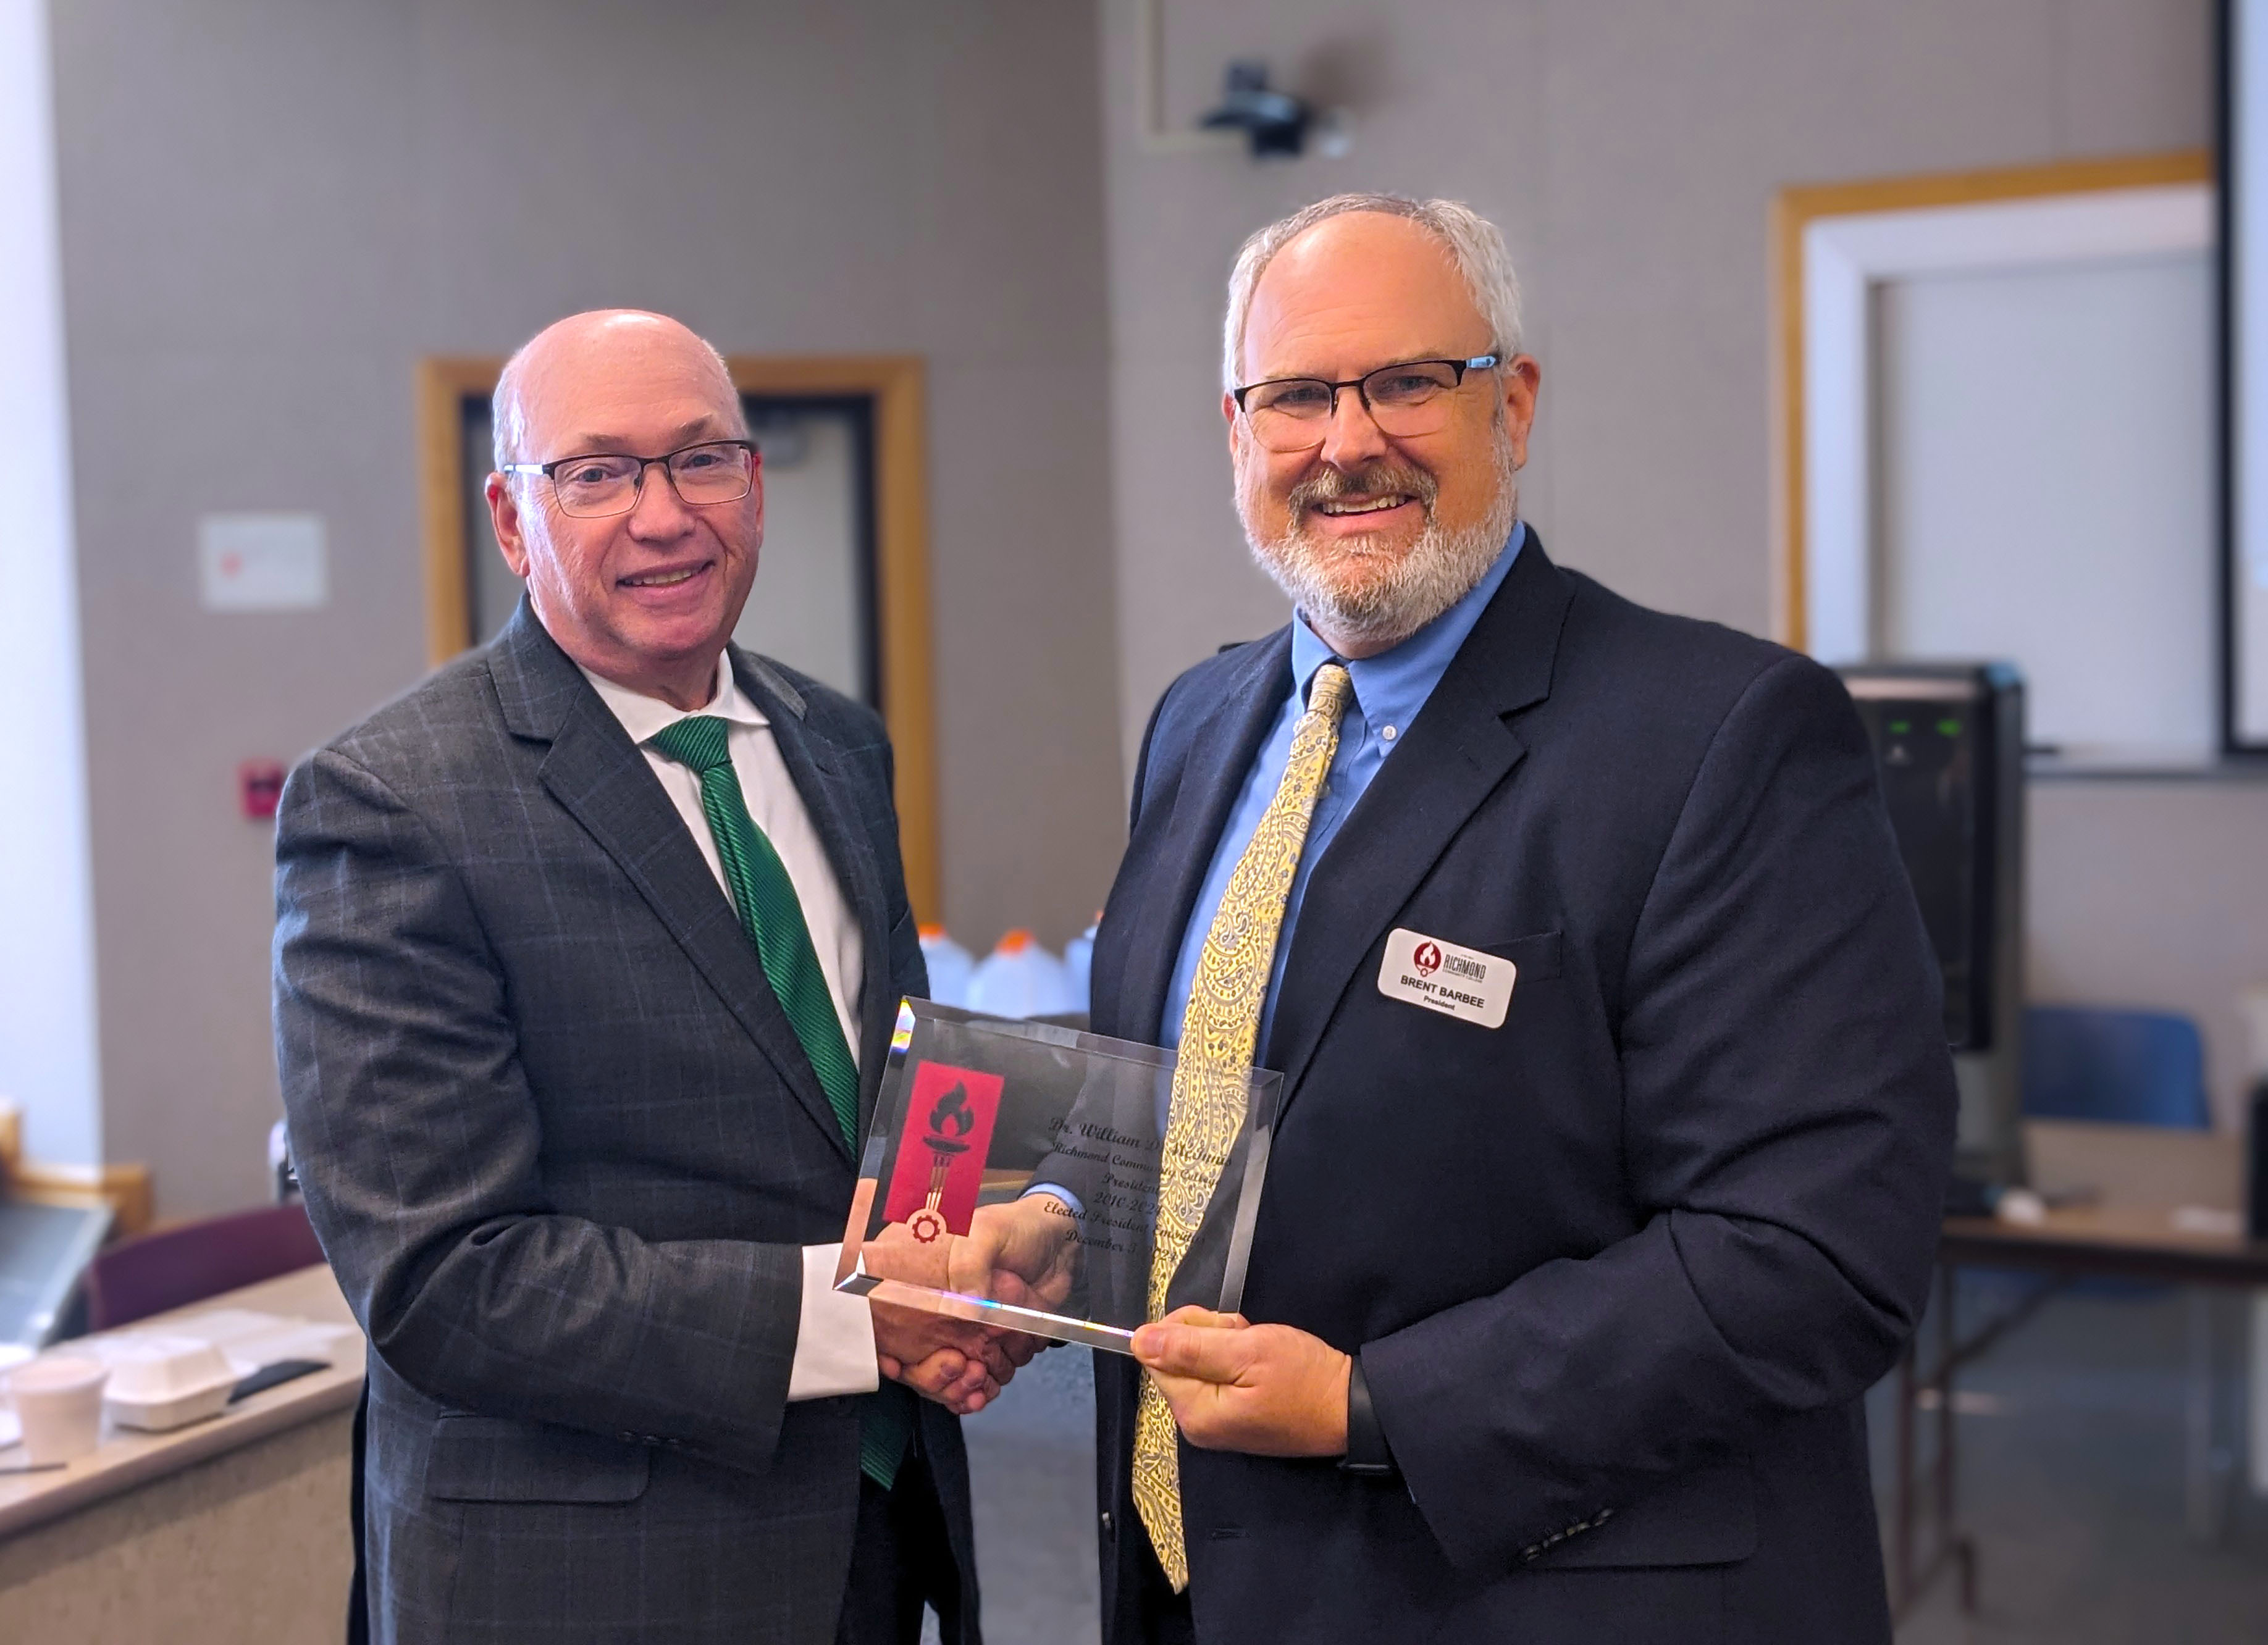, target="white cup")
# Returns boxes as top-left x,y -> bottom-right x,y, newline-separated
9,1357 -> 109,1465
0,1344 -> 32,1447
